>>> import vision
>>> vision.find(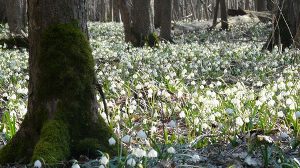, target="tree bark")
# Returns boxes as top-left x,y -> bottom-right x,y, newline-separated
245,0 -> 250,10
220,0 -> 228,30
113,0 -> 120,22
154,0 -> 161,28
131,0 -> 156,47
6,0 -> 26,35
0,0 -> 117,164
172,0 -> 180,20
255,0 -> 266,11
160,0 -> 173,42
0,0 -> 7,23
264,0 -> 300,51
119,0 -> 132,42
212,0 -> 220,27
